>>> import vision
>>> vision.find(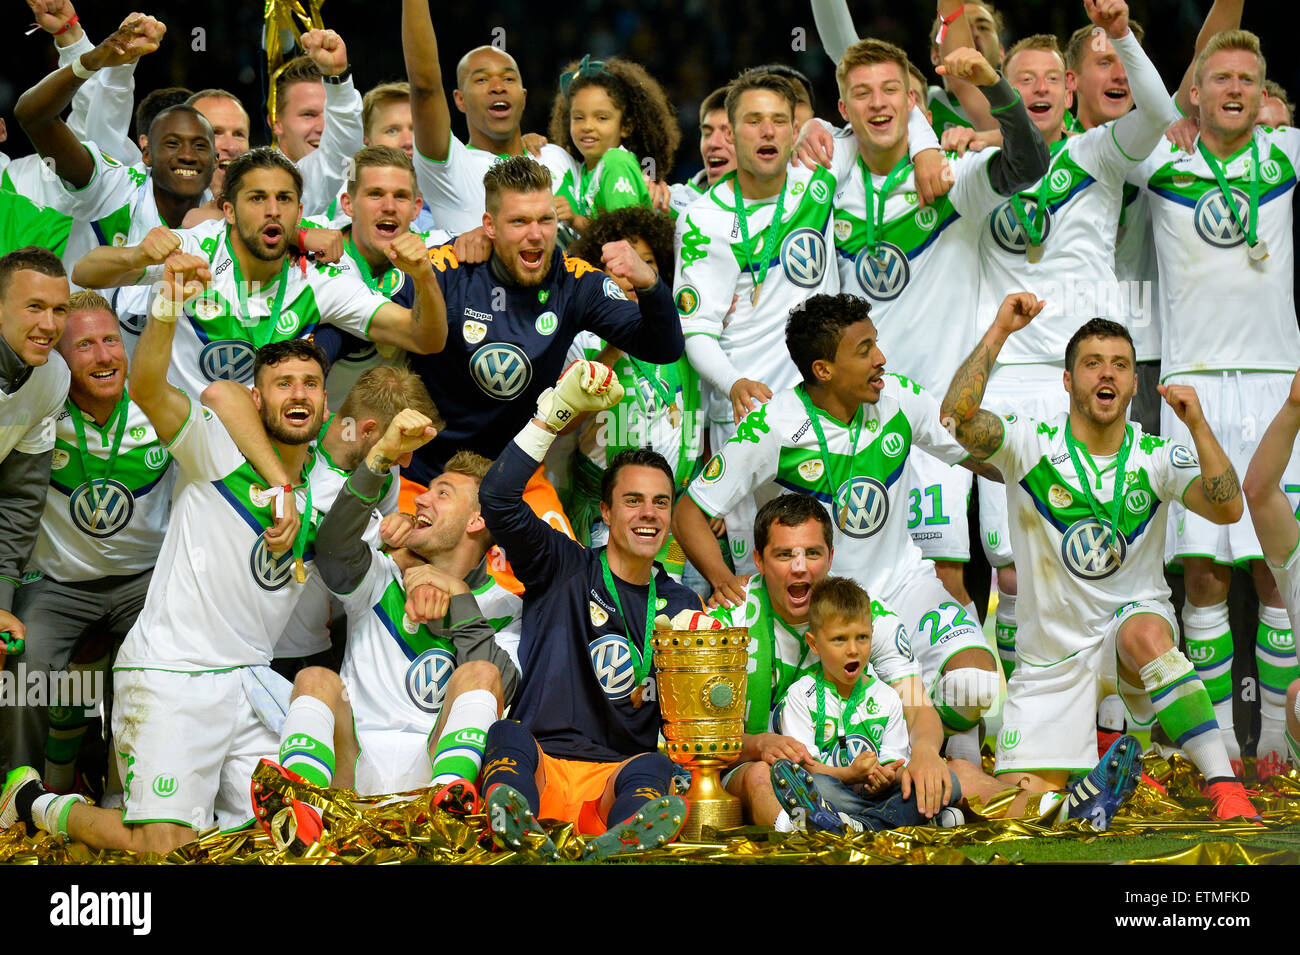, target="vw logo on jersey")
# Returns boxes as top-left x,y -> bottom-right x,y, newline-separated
405,647 -> 455,714
120,310 -> 147,334
470,343 -> 531,400
145,446 -> 169,470
854,242 -> 909,301
780,228 -> 827,288
1193,187 -> 1250,248
880,432 -> 904,457
589,633 -> 637,699
833,476 -> 889,539
200,340 -> 257,383
1124,488 -> 1151,514
828,734 -> 874,767
1060,518 -> 1126,580
249,536 -> 295,591
989,197 -> 1053,254
69,480 -> 134,538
